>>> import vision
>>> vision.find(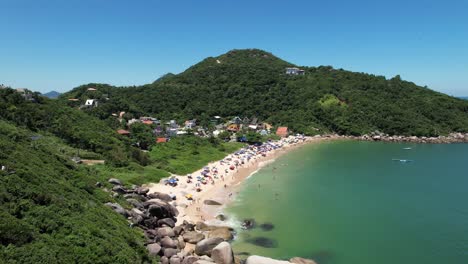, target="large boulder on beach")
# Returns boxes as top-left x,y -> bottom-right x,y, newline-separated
147,243 -> 162,257
112,185 -> 127,194
183,231 -> 205,243
164,248 -> 179,258
136,187 -> 150,195
289,257 -> 317,264
161,256 -> 170,264
108,178 -> 122,185
173,225 -> 184,236
157,227 -> 175,238
211,242 -> 234,264
207,227 -> 233,241
159,218 -> 176,228
161,236 -> 178,249
203,199 -> 222,206
147,199 -> 179,218
148,192 -> 173,202
170,256 -> 182,264
195,237 -> 224,256
246,256 -> 292,264
183,256 -> 199,264
104,202 -> 128,217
